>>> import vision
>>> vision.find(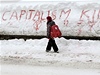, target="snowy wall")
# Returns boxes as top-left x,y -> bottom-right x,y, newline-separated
0,2 -> 100,37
